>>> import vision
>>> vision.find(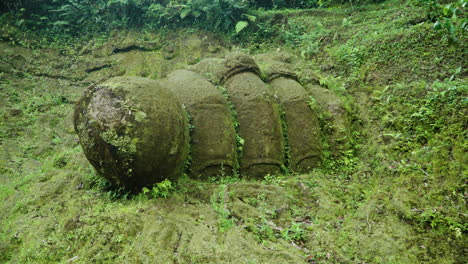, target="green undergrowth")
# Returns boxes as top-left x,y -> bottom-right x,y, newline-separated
0,0 -> 386,41
372,80 -> 467,235
240,0 -> 466,83
236,0 -> 467,262
278,104 -> 292,174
